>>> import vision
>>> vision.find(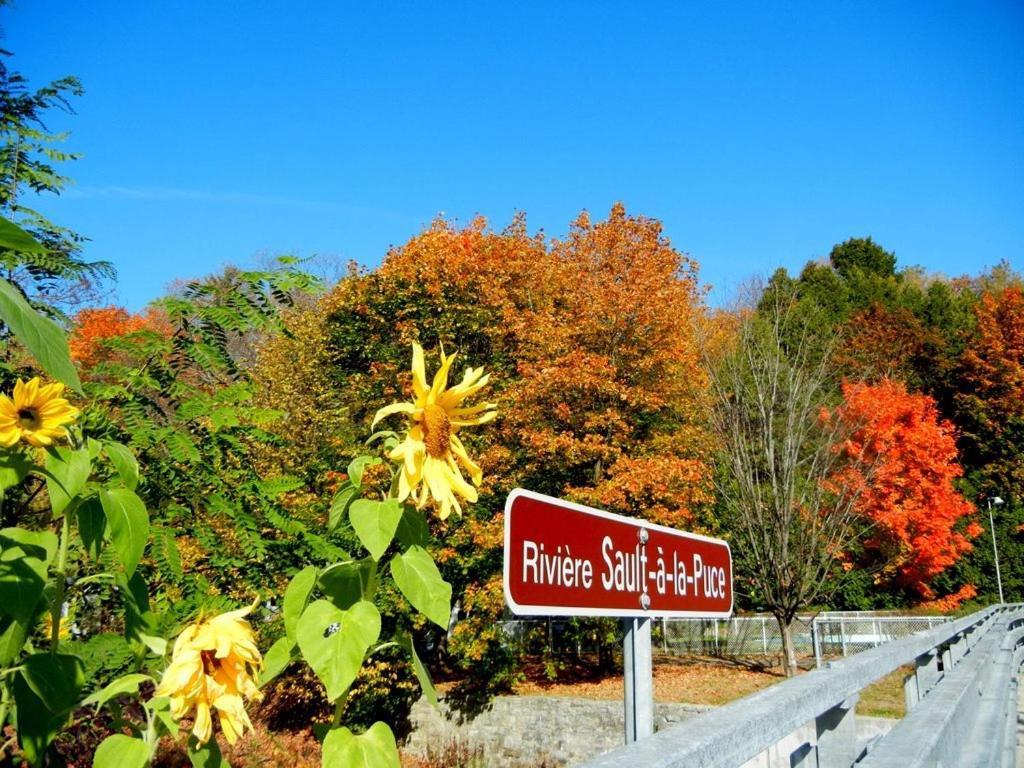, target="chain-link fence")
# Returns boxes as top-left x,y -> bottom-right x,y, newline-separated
810,613 -> 949,661
498,612 -> 952,664
658,613 -> 950,662
659,615 -> 813,656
